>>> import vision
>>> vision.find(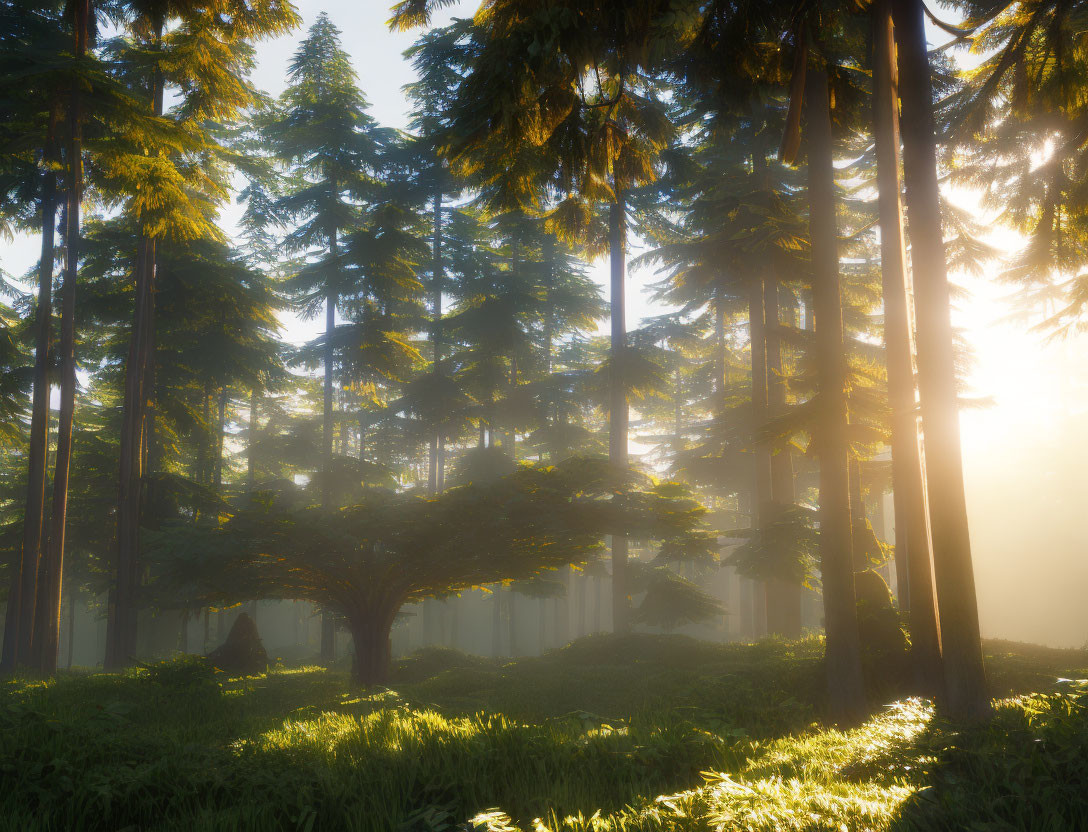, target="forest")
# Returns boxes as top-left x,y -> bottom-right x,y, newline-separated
0,0 -> 1086,829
